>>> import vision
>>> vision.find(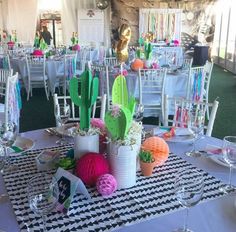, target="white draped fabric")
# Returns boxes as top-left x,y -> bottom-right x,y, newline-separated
139,8 -> 182,42
1,0 -> 38,44
61,0 -> 111,47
